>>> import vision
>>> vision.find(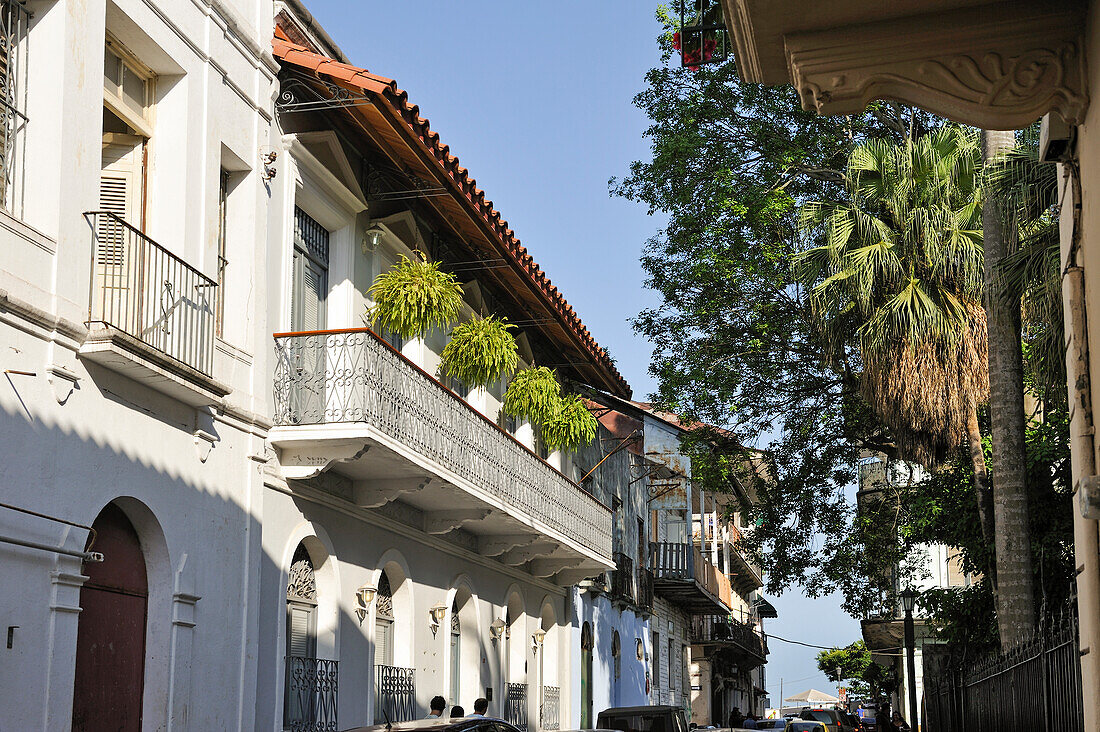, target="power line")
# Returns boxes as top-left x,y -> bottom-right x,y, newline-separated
767,633 -> 907,657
